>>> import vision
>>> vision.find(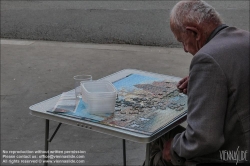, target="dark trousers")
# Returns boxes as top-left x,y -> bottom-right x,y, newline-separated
147,125 -> 185,166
